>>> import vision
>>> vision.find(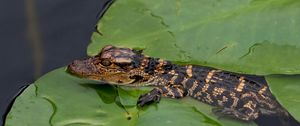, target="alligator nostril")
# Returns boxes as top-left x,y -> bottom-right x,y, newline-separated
67,63 -> 76,71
